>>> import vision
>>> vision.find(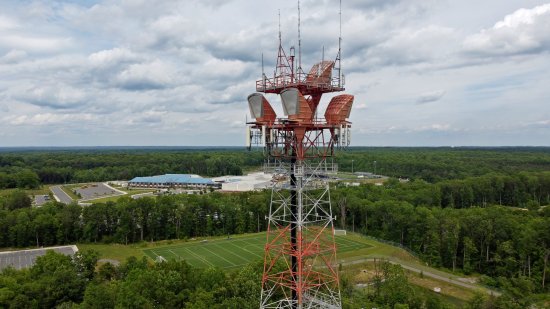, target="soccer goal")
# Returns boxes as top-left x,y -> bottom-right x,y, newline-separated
155,255 -> 167,263
333,229 -> 347,236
